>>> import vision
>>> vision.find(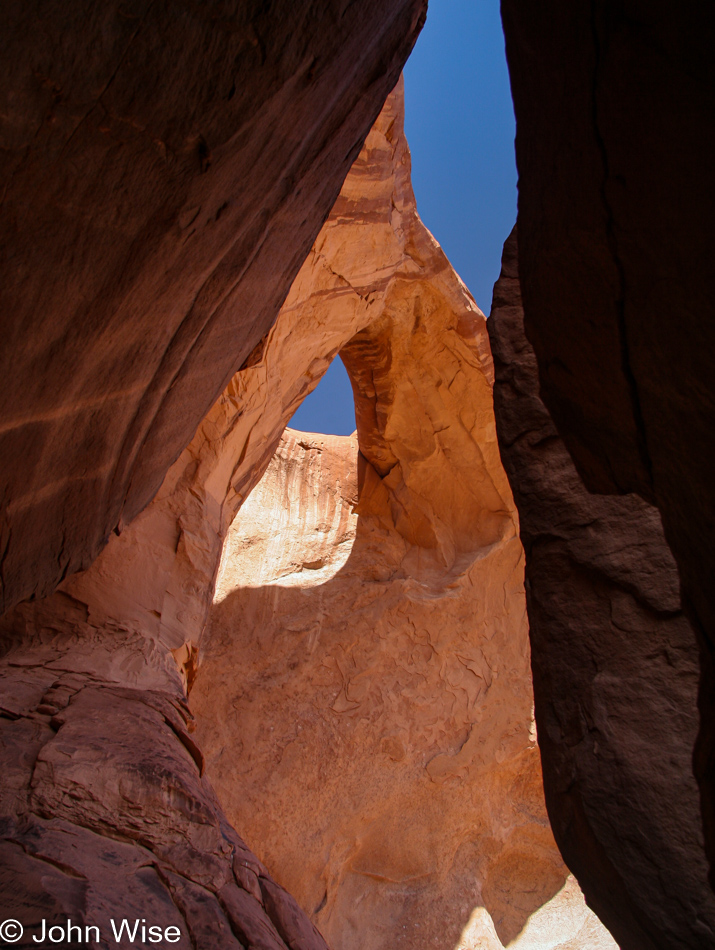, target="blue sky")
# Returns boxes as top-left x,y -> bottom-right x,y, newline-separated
289,0 -> 516,436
